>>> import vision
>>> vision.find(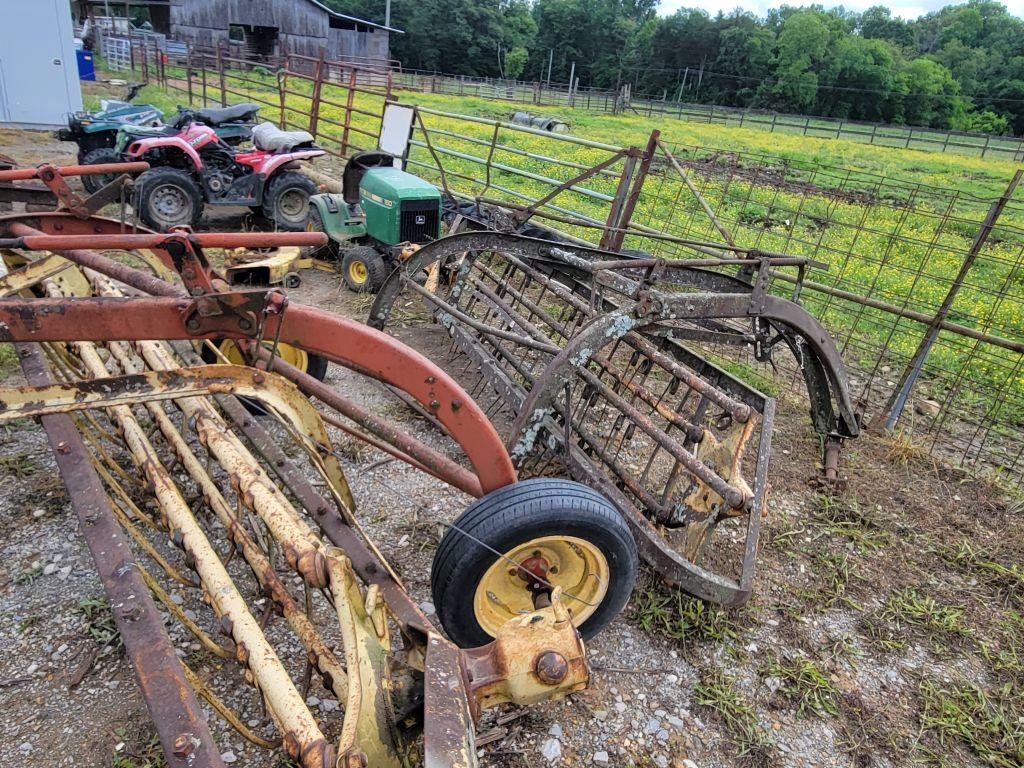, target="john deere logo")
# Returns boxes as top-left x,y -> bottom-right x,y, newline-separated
415,215 -> 426,225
